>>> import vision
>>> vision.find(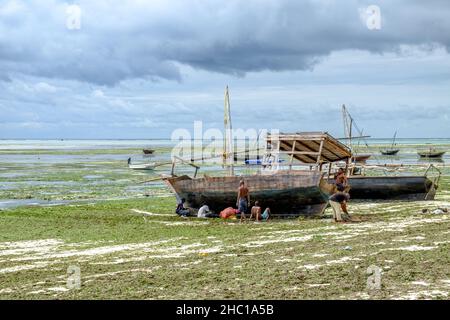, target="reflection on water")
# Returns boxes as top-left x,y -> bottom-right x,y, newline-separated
418,158 -> 445,164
